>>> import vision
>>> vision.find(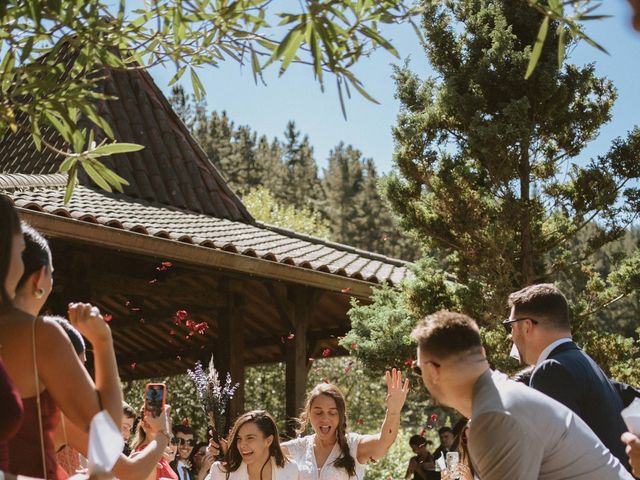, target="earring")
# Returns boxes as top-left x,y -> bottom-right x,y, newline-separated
34,288 -> 45,299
